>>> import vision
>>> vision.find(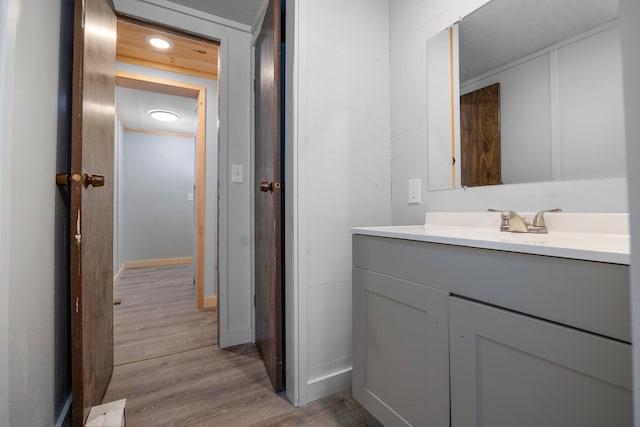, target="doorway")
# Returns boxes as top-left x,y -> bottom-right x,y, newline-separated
113,18 -> 219,311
